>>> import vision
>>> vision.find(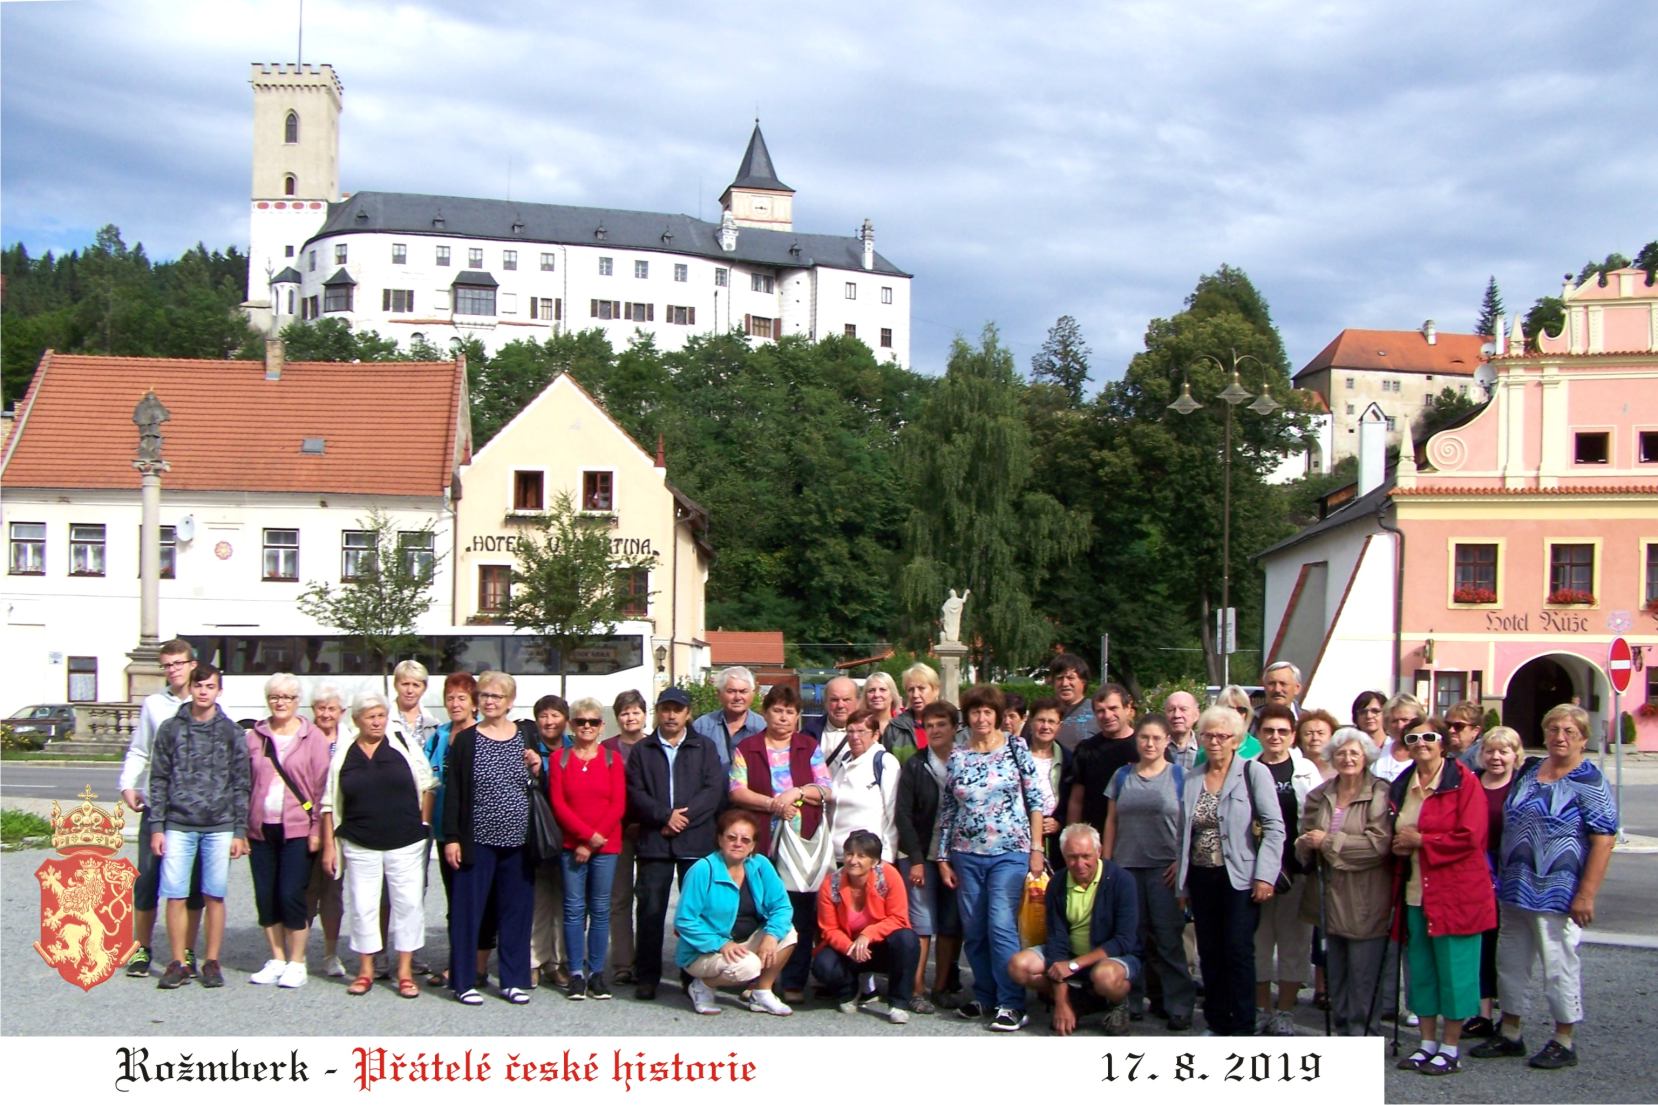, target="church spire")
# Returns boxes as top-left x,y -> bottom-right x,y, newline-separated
729,122 -> 792,193
720,122 -> 795,231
